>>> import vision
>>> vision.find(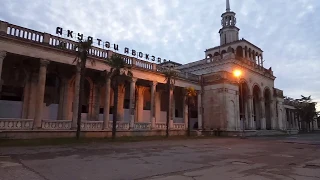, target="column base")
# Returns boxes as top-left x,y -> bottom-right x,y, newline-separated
151,118 -> 156,129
